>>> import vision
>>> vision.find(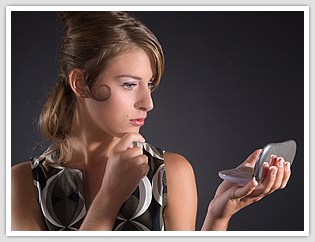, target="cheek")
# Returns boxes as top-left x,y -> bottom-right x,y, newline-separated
109,91 -> 134,107
101,94 -> 133,119
85,91 -> 135,123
